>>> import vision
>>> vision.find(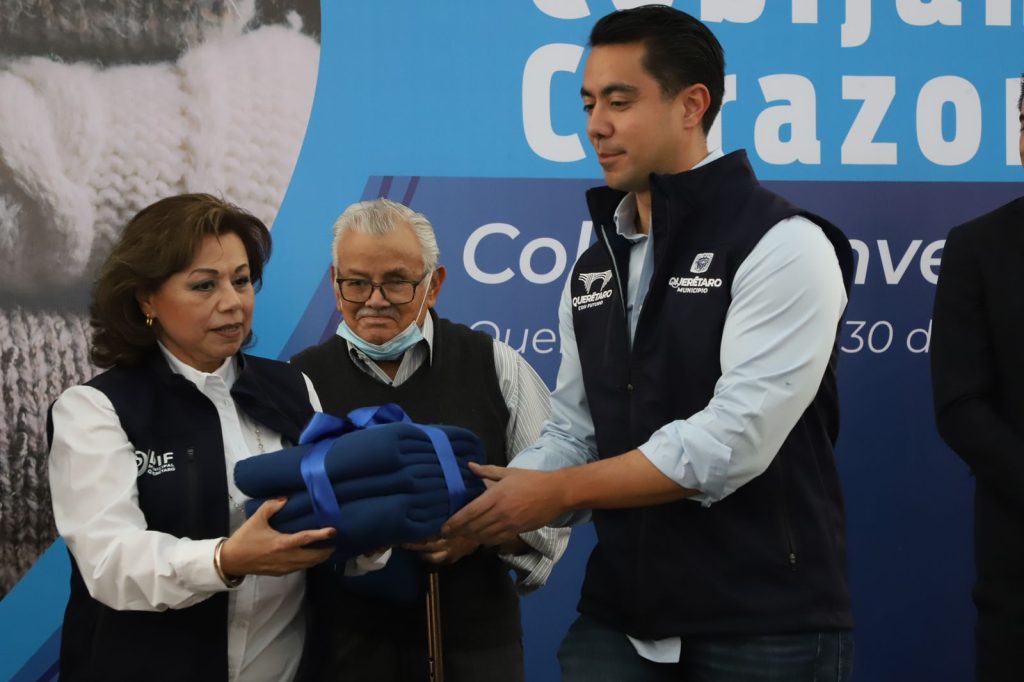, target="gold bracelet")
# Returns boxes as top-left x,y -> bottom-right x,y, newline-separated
214,538 -> 244,588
